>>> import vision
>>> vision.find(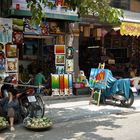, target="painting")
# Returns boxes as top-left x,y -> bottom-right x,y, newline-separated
65,59 -> 74,73
6,58 -> 18,72
56,65 -> 65,74
0,18 -> 12,43
55,54 -> 65,64
0,43 -> 5,71
5,44 -> 17,58
54,45 -> 65,54
66,47 -> 74,59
